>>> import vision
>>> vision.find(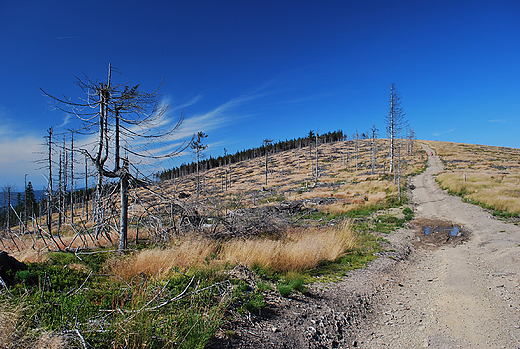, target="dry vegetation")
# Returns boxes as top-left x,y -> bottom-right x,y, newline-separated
219,221 -> 358,273
153,138 -> 426,217
105,221 -> 358,283
426,141 -> 520,217
3,138 -> 426,259
1,138 -> 427,348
